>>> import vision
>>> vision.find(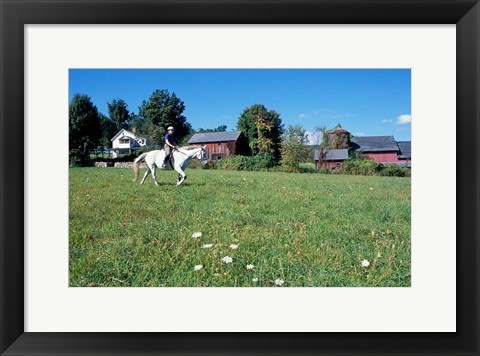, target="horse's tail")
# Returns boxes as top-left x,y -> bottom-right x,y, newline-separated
132,152 -> 148,182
